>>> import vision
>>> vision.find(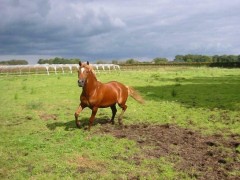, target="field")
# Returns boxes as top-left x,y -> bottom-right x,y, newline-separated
0,67 -> 239,179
